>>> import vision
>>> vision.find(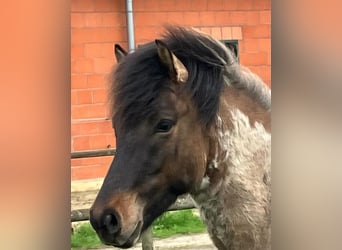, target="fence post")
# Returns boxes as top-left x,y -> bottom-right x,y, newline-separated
141,226 -> 153,250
